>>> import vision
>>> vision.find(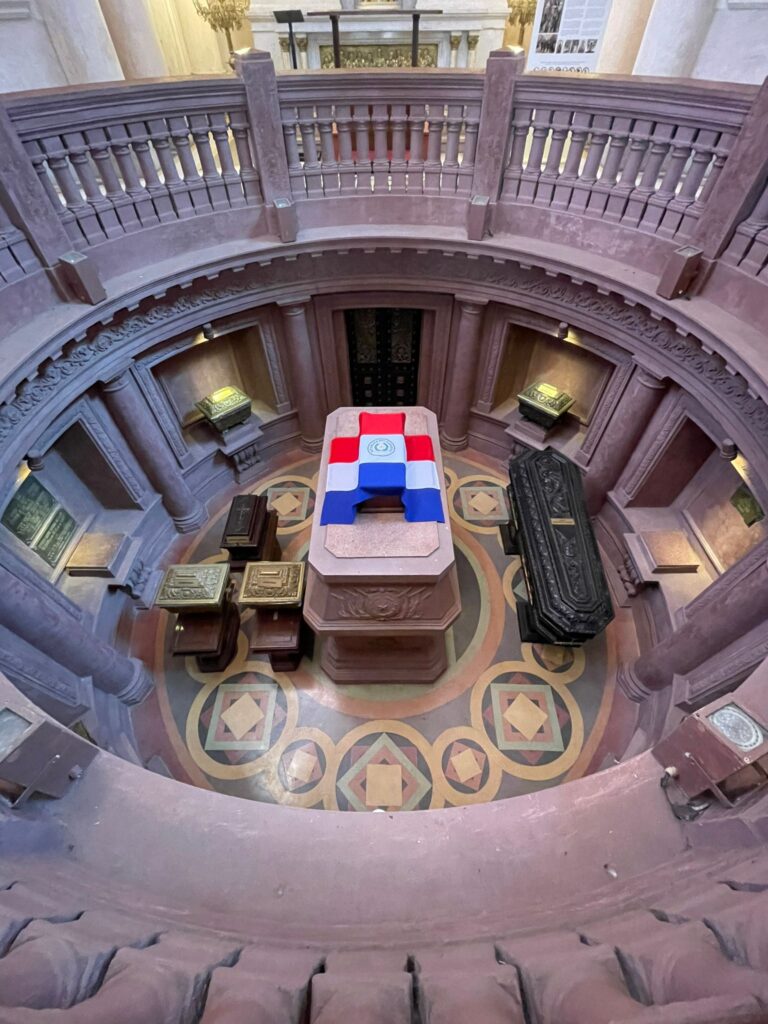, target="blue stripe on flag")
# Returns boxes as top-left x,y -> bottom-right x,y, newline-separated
403,487 -> 444,523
